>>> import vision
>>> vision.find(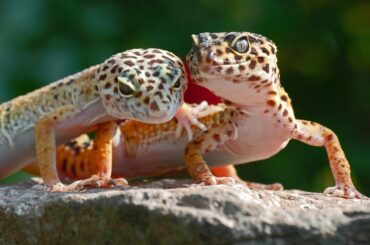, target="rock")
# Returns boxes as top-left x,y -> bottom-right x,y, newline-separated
0,178 -> 369,244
